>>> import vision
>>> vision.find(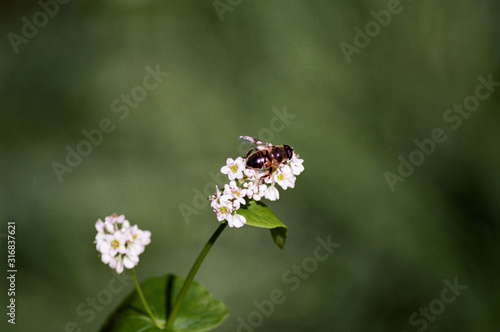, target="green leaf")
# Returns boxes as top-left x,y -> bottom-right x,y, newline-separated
238,200 -> 288,249
100,274 -> 230,332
